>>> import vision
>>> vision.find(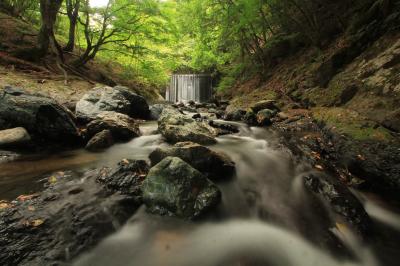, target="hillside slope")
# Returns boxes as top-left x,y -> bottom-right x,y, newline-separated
225,17 -> 400,142
0,12 -> 162,105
